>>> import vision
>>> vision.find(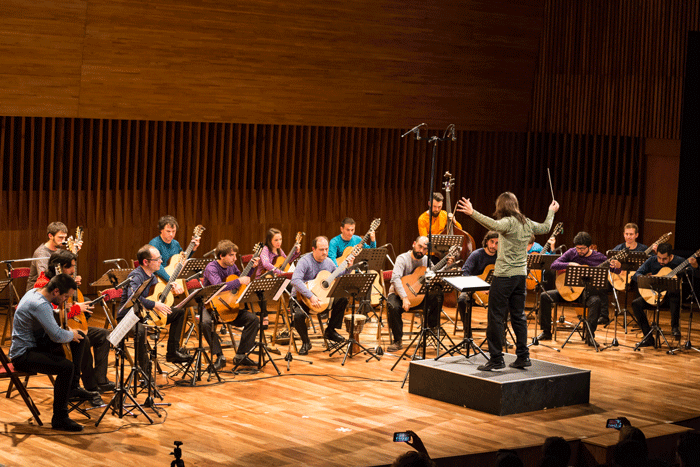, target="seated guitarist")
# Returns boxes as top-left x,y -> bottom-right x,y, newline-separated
631,243 -> 698,345
202,240 -> 259,368
36,251 -> 112,405
328,218 -> 376,266
538,232 -> 621,345
255,228 -> 300,277
290,236 -> 353,355
117,245 -> 191,367
386,236 -> 451,352
456,231 -> 498,324
149,215 -> 200,296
